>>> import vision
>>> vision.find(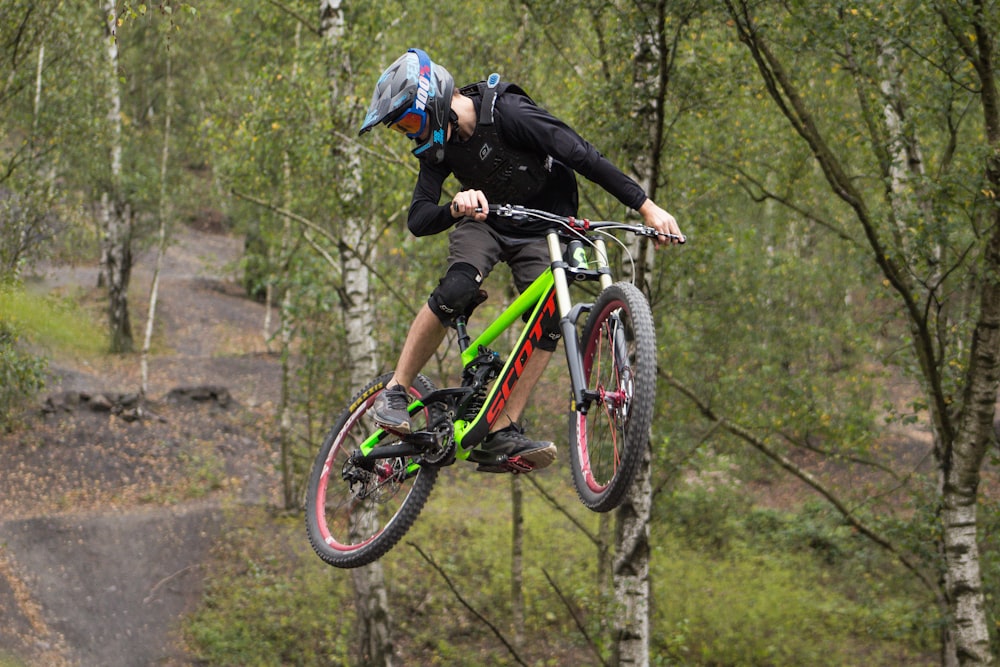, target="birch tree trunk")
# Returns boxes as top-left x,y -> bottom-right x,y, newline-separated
320,3 -> 392,665
100,0 -> 134,354
725,1 -> 1000,662
141,11 -> 174,399
936,5 -> 1000,663
612,2 -> 681,664
278,22 -> 301,511
627,0 -> 668,298
870,34 -> 964,666
277,154 -> 295,509
613,442 -> 652,667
